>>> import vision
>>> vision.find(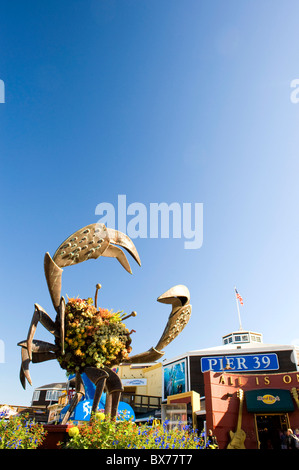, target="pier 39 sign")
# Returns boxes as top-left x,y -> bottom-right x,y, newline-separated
201,353 -> 279,373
